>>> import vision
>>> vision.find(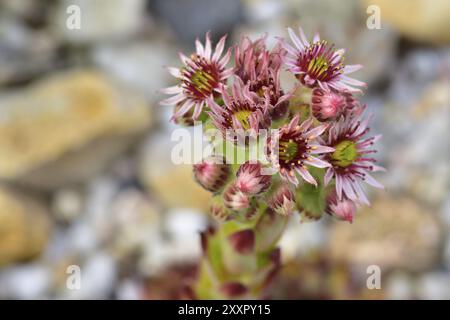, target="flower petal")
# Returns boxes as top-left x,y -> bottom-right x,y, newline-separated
167,67 -> 181,78
364,172 -> 384,189
213,35 -> 227,61
343,64 -> 363,74
288,27 -> 304,50
304,156 -> 331,168
172,100 -> 194,119
324,168 -> 334,186
298,27 -> 310,47
296,166 -> 317,186
335,174 -> 343,199
195,38 -> 204,56
305,124 -> 328,139
160,93 -> 185,106
160,85 -> 182,94
309,145 -> 335,154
